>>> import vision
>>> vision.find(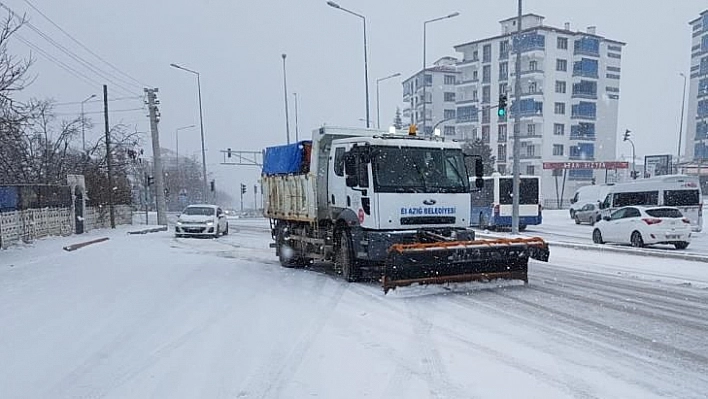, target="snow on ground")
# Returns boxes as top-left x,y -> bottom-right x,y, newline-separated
1,218 -> 707,398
